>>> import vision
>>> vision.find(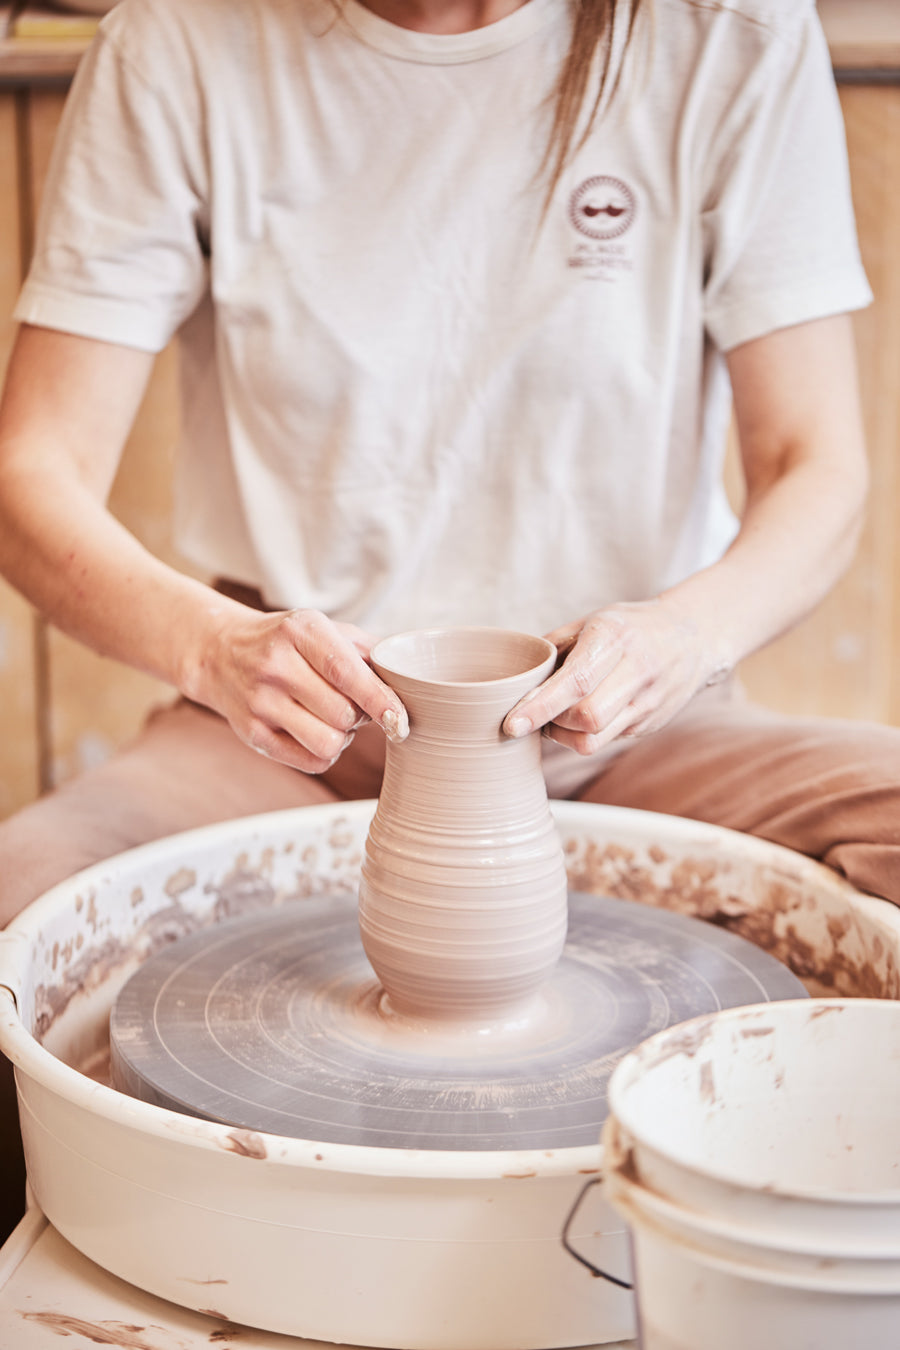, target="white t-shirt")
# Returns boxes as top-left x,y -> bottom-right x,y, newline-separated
15,0 -> 871,637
